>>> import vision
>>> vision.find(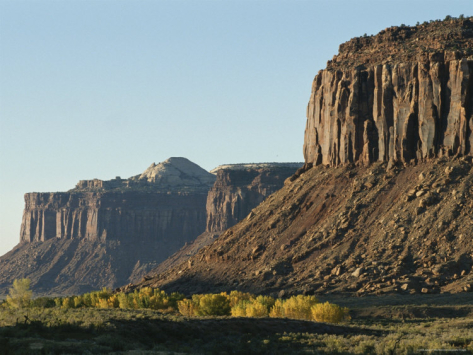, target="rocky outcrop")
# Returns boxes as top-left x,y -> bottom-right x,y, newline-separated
304,18 -> 473,167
